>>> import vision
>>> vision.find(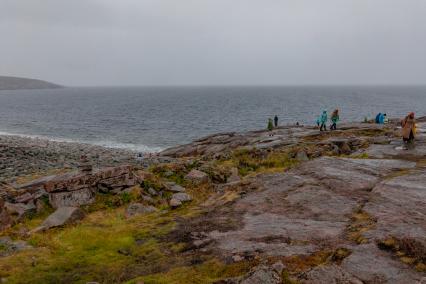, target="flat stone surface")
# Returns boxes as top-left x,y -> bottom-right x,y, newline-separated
301,264 -> 363,284
363,172 -> 426,243
201,155 -> 422,279
38,207 -> 85,230
341,244 -> 424,284
239,265 -> 281,284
